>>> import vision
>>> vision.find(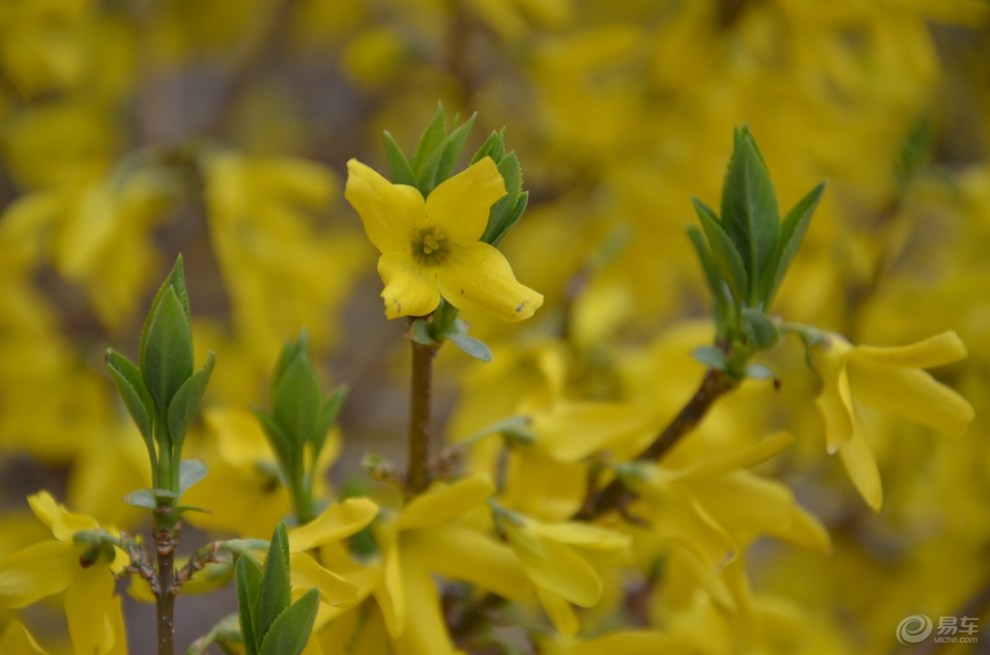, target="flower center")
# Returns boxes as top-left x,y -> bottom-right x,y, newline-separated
412,226 -> 449,265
